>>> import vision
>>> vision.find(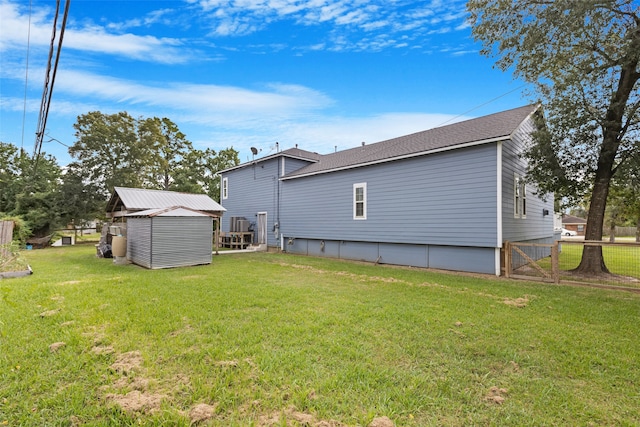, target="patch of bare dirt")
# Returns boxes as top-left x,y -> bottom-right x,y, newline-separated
60,321 -> 75,327
110,351 -> 143,374
189,403 -> 217,424
113,376 -> 150,391
49,342 -> 66,352
105,390 -> 165,414
91,345 -> 115,355
369,416 -> 395,427
485,386 -> 508,405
